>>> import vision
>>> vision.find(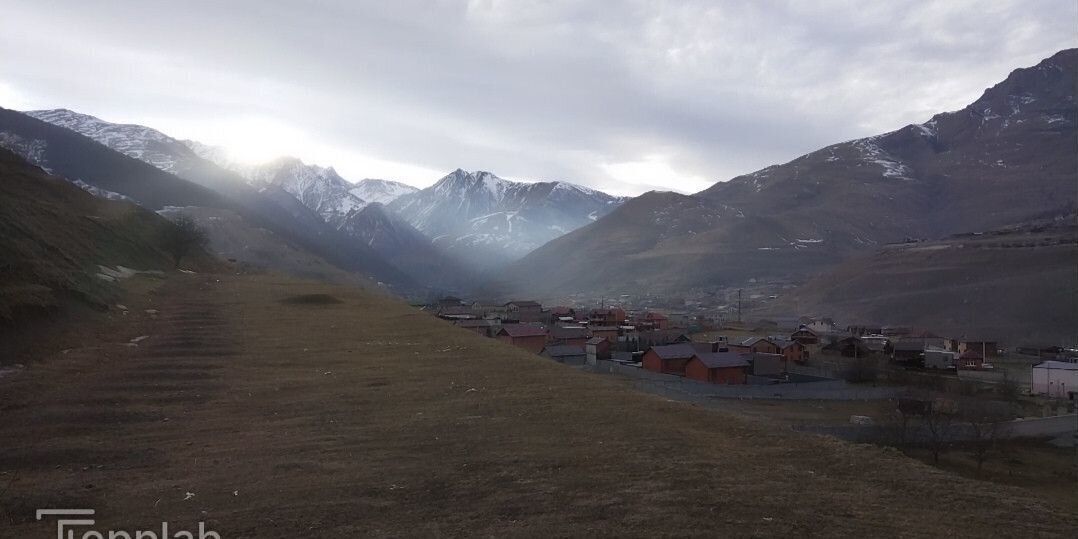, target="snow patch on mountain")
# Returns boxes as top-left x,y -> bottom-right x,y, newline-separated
26,109 -> 189,173
852,137 -> 914,180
